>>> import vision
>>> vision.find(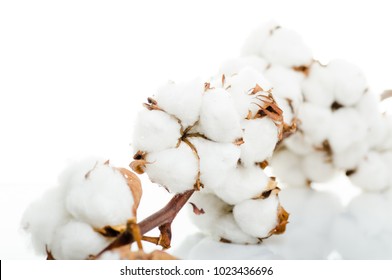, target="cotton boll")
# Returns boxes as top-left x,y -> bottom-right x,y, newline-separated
220,56 -> 268,76
270,148 -> 307,188
225,67 -> 272,118
185,235 -> 281,260
327,59 -> 367,107
264,64 -> 304,102
333,141 -> 369,170
302,63 -> 334,108
50,220 -> 109,259
65,163 -> 134,228
260,27 -> 313,67
145,142 -> 198,193
365,116 -> 388,149
355,91 -> 380,126
198,88 -> 242,143
240,118 -> 278,166
188,192 -> 231,233
154,79 -> 204,128
190,138 -> 240,191
214,165 -> 269,205
132,109 -> 181,153
327,108 -> 367,153
349,152 -> 389,192
21,188 -> 70,255
301,151 -> 336,183
233,195 -> 279,238
241,20 -> 280,57
210,213 -> 259,244
298,102 -> 332,145
283,132 -> 314,156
